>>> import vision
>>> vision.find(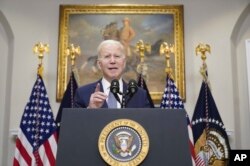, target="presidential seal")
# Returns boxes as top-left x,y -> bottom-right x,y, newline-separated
98,119 -> 149,166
